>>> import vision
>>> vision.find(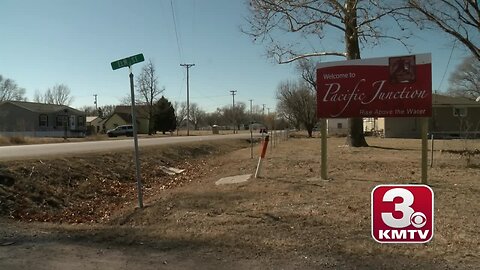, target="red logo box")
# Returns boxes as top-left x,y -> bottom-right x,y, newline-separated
371,184 -> 434,243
